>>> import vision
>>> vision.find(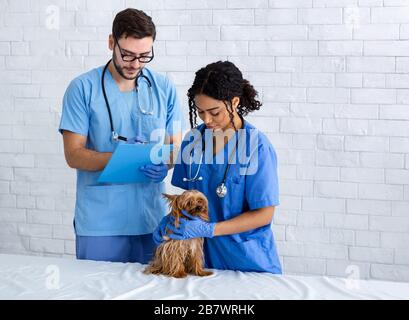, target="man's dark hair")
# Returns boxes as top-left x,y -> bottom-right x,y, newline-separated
112,8 -> 156,40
